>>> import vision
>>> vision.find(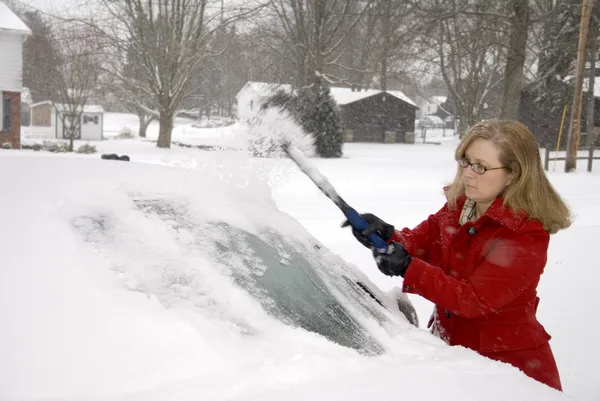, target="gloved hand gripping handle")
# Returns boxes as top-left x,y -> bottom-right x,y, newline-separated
340,203 -> 391,254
